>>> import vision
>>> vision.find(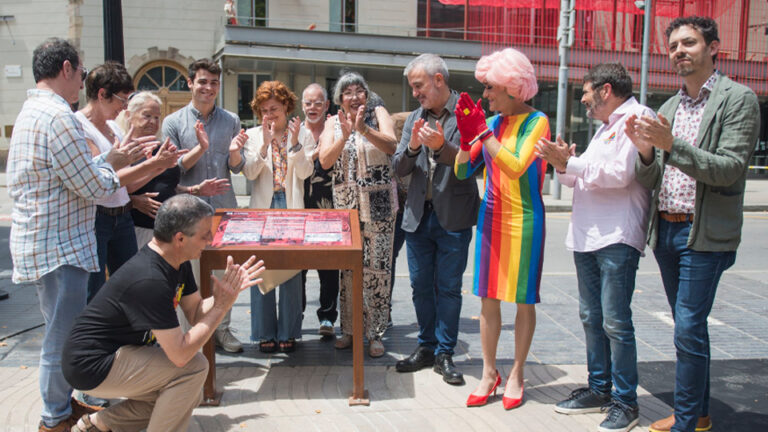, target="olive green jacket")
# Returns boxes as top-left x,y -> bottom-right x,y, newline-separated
635,73 -> 761,252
